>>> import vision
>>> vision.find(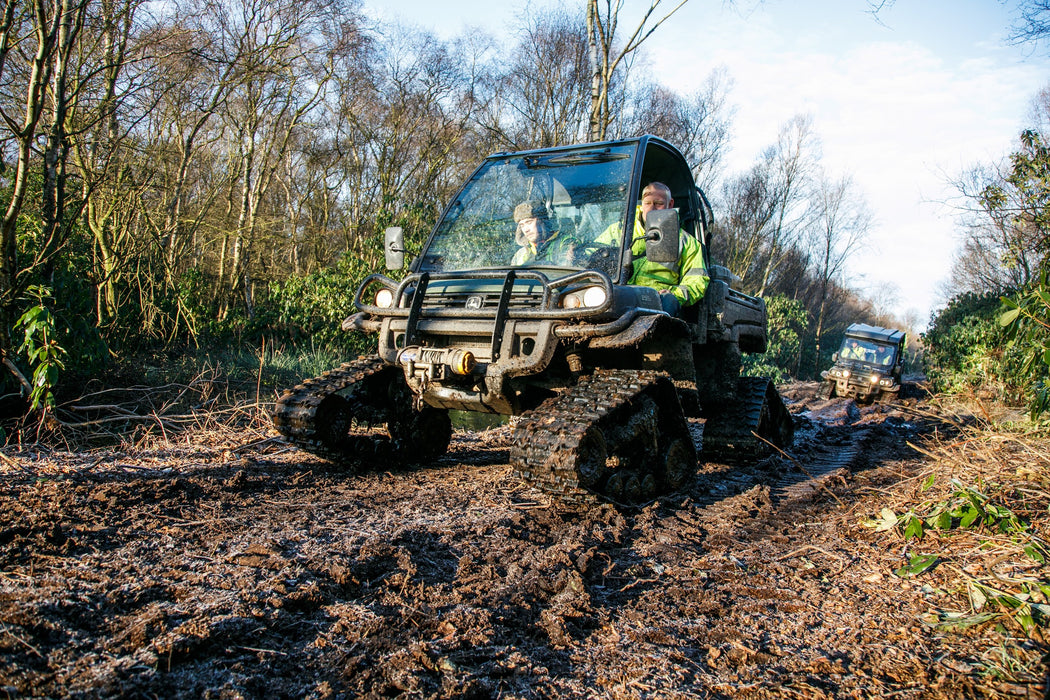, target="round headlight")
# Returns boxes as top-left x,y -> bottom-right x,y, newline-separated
375,288 -> 394,308
869,374 -> 879,384
582,286 -> 607,307
559,286 -> 607,309
561,294 -> 582,309
842,370 -> 850,378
